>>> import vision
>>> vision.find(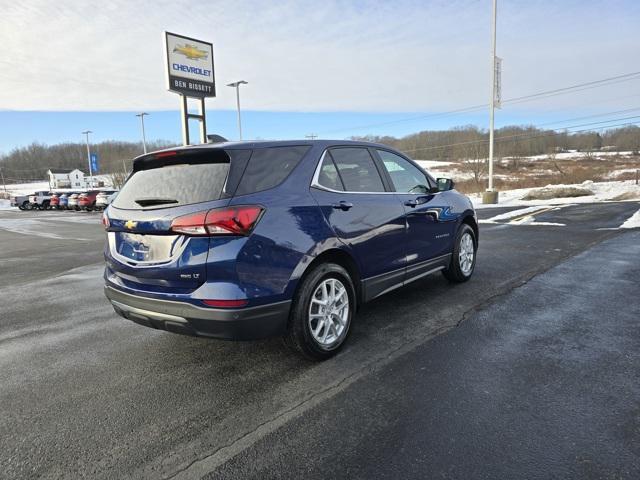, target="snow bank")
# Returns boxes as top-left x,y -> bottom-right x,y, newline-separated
0,199 -> 14,210
620,209 -> 640,229
471,180 -> 640,209
5,182 -> 50,195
